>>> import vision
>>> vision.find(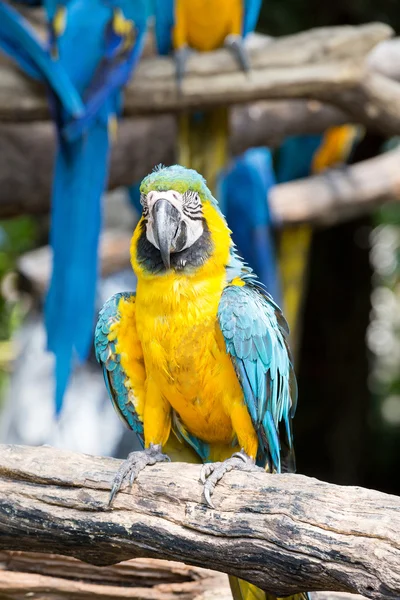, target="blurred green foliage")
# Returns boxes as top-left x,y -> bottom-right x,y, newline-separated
0,217 -> 37,394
